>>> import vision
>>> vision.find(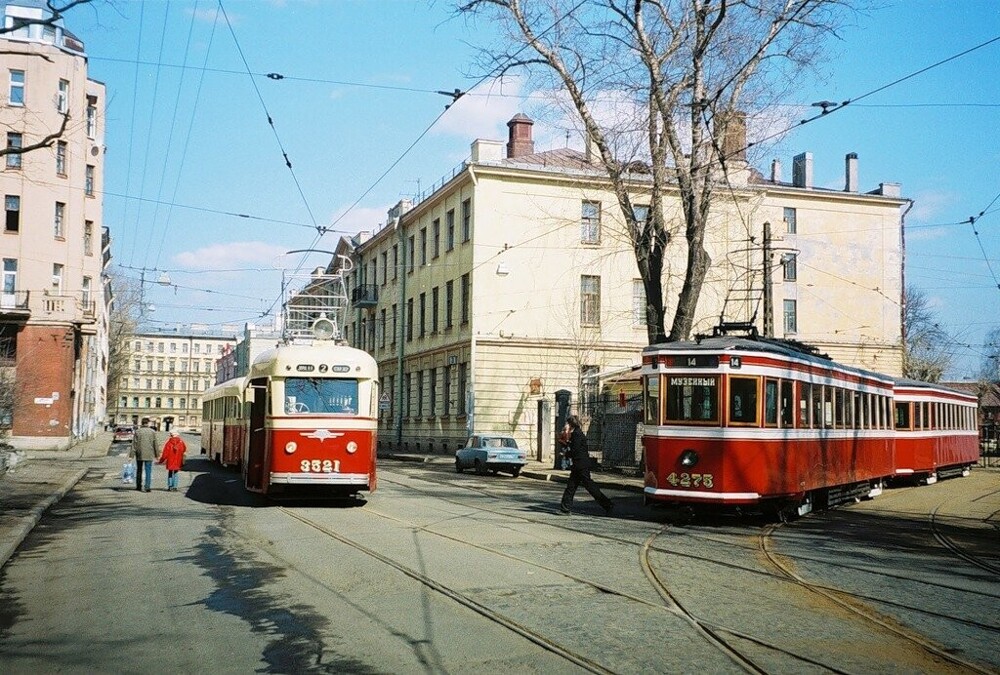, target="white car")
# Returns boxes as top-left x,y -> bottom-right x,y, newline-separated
456,434 -> 527,477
